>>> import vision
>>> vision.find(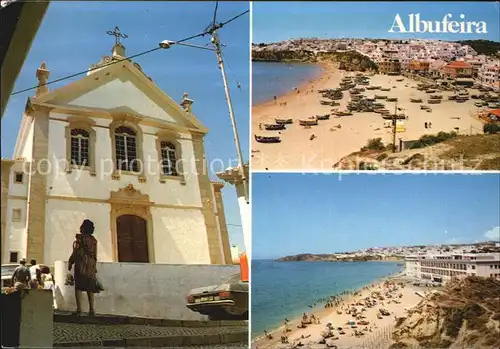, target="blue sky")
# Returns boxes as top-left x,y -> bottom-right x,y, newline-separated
252,1 -> 500,43
252,174 -> 500,259
1,1 -> 249,251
